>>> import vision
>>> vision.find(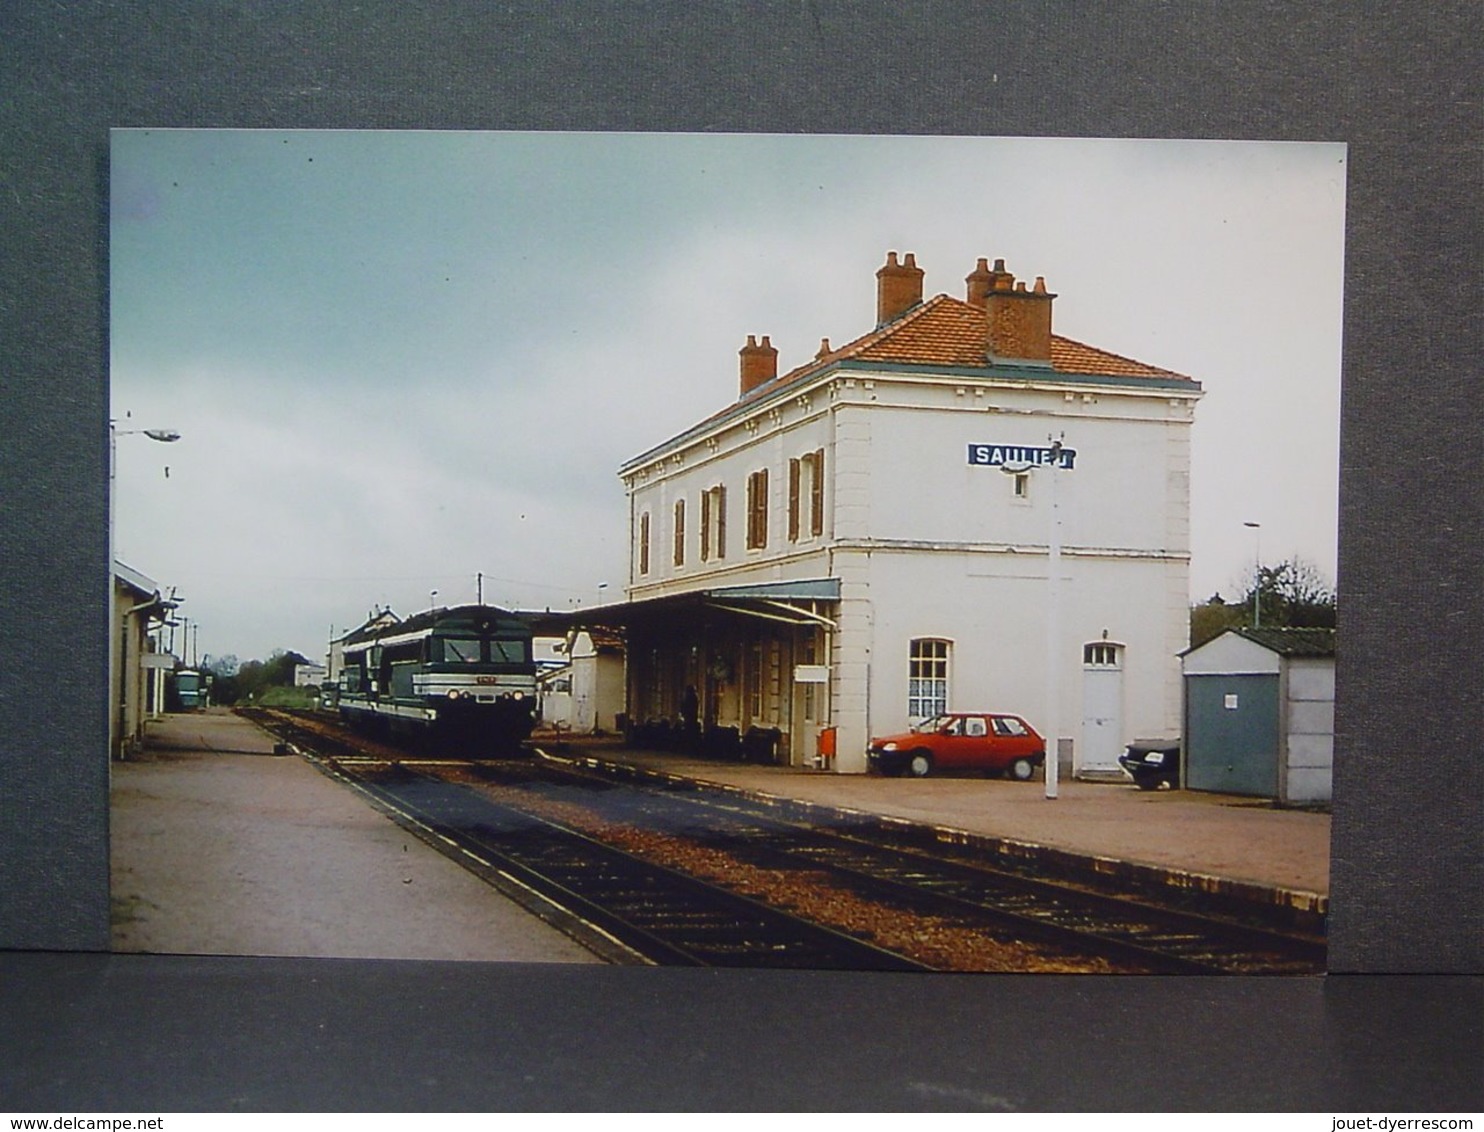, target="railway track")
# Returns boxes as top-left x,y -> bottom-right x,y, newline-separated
240,709 -> 928,970
242,709 -> 1325,974
462,754 -> 1326,975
